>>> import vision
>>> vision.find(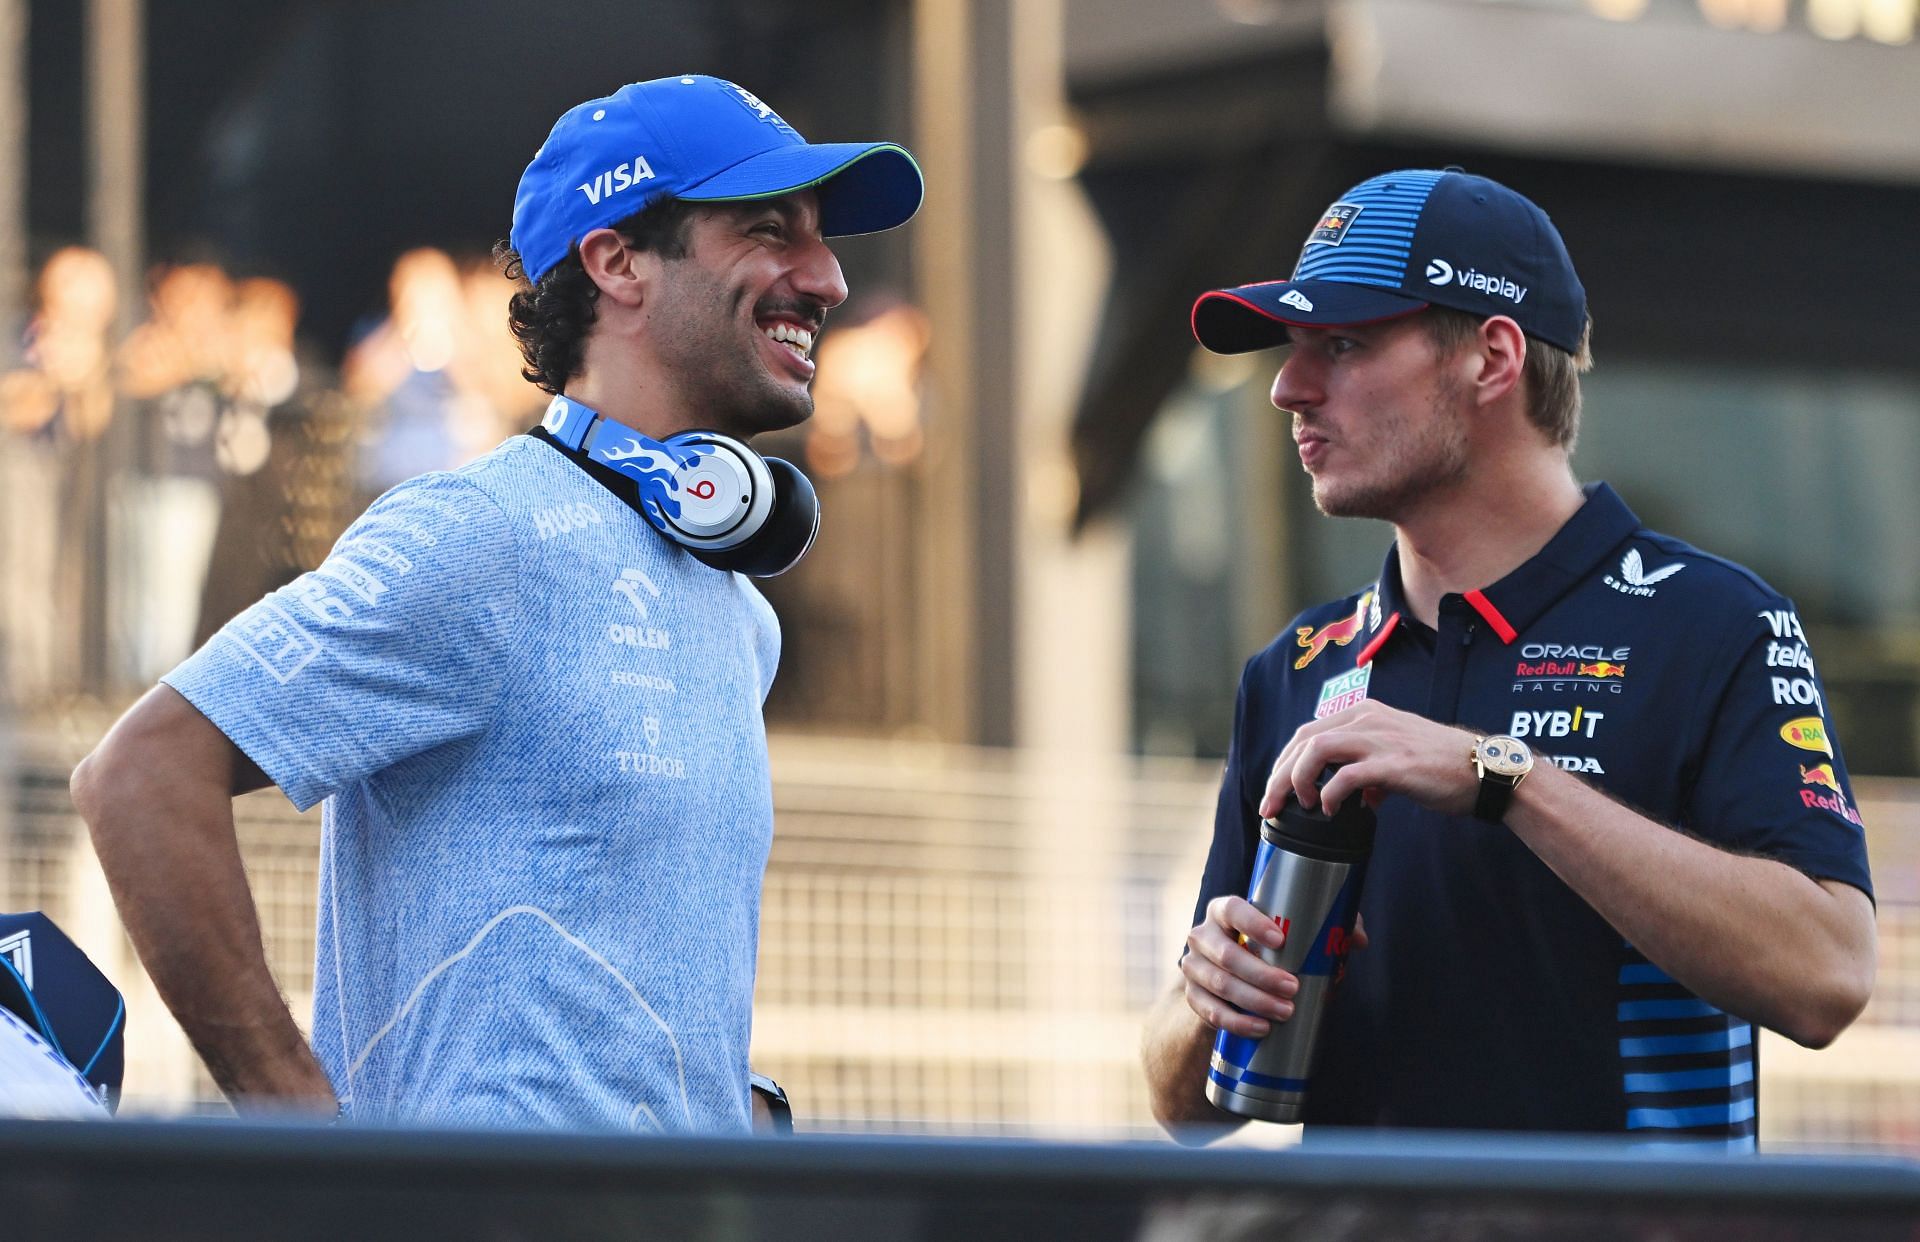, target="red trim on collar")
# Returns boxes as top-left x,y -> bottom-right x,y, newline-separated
1354,611 -> 1400,667
1463,590 -> 1519,643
